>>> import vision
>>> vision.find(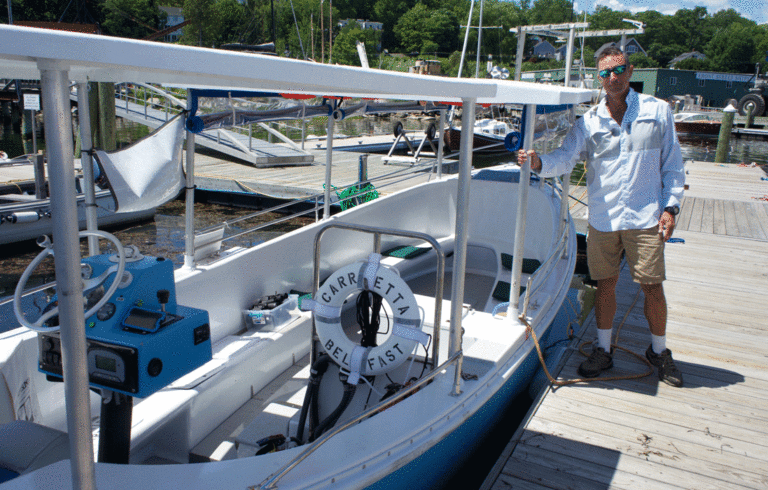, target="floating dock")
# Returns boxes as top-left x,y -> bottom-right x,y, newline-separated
192,145 -> 452,201
483,161 -> 768,490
